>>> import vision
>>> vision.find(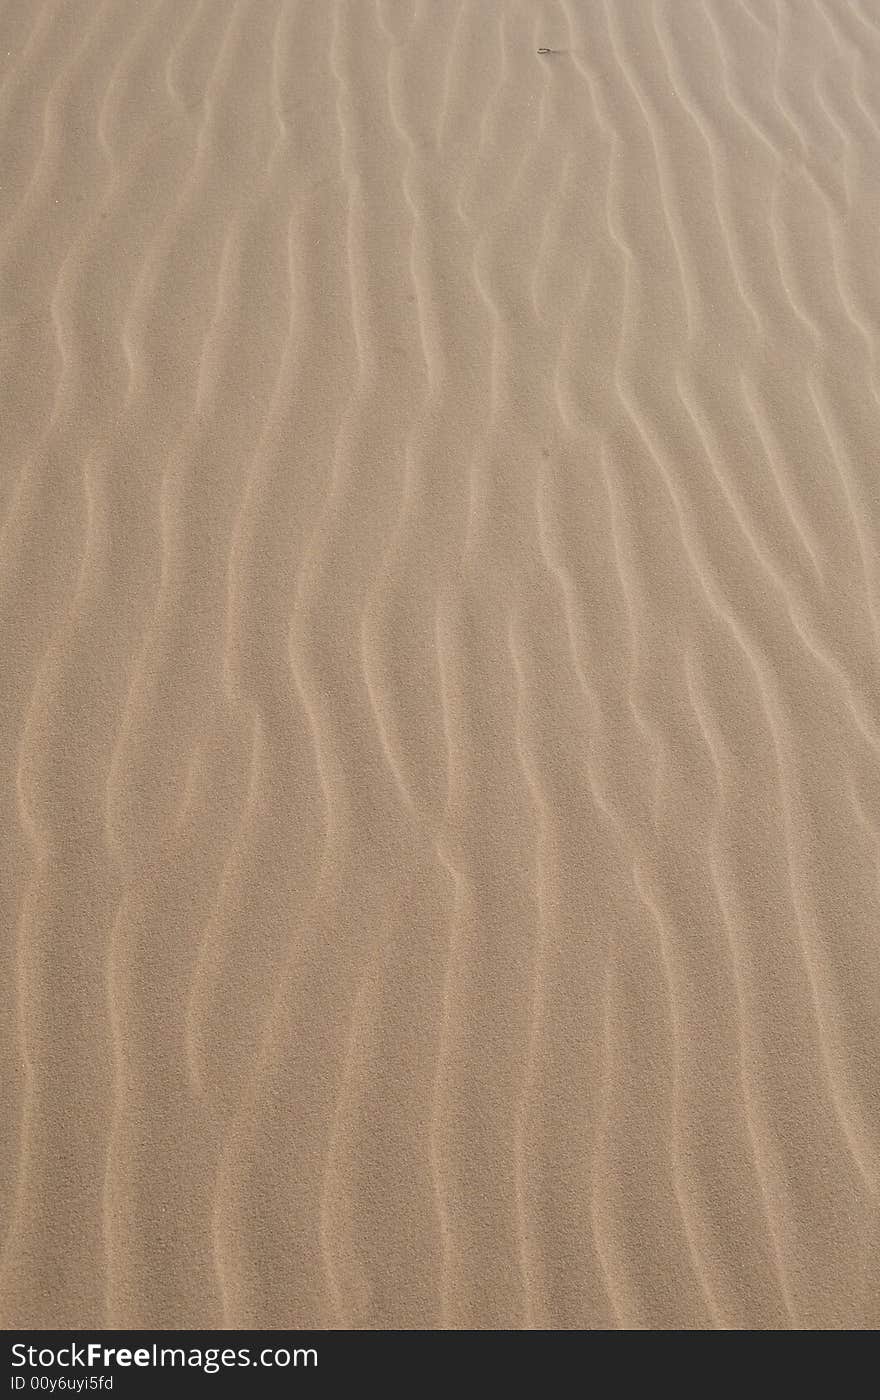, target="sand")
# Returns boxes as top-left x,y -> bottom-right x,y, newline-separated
0,0 -> 878,1332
